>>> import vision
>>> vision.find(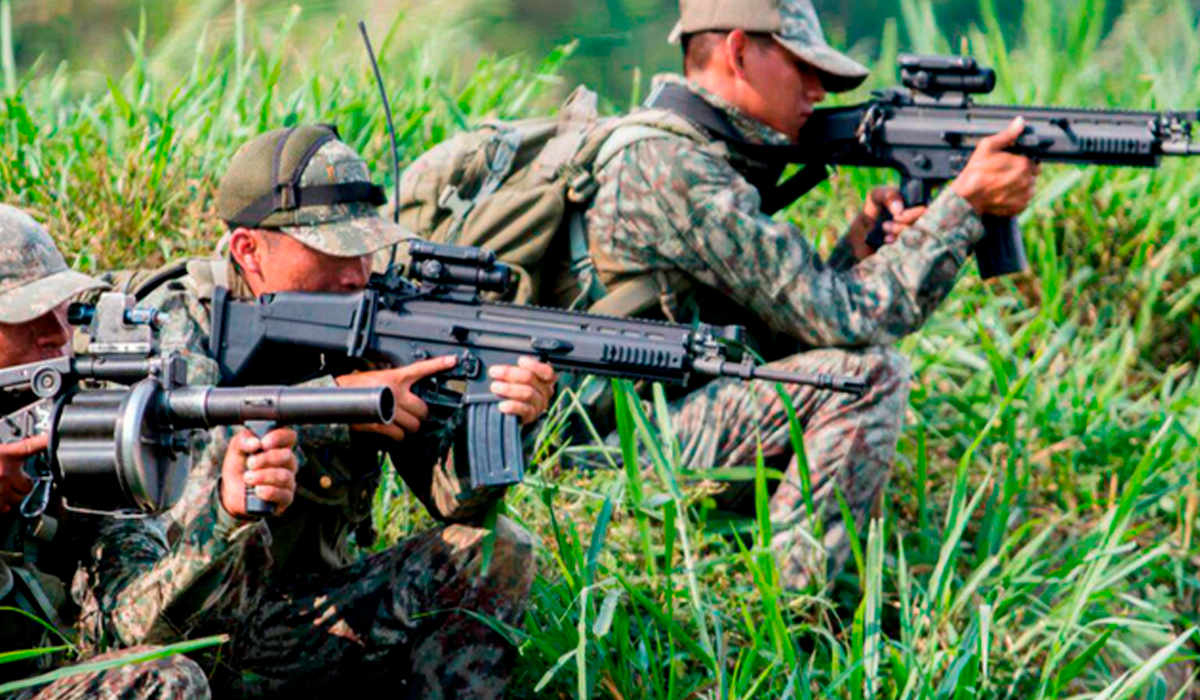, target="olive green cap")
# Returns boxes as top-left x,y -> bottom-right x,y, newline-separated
217,125 -> 405,258
0,205 -> 108,324
669,0 -> 869,93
